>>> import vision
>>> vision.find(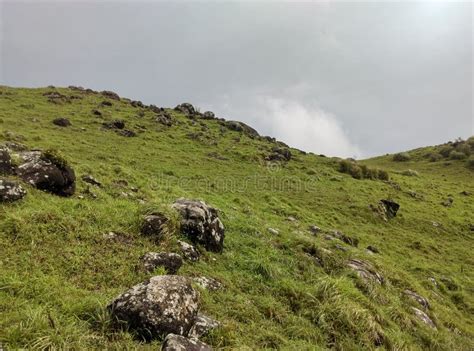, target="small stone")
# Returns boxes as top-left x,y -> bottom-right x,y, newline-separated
309,225 -> 321,235
411,307 -> 436,329
140,252 -> 183,274
161,334 -> 212,351
52,117 -> 71,127
188,313 -> 220,339
366,245 -> 379,254
178,240 -> 200,262
267,228 -> 279,235
82,174 -> 102,187
193,276 -> 223,291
